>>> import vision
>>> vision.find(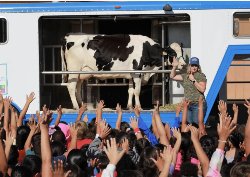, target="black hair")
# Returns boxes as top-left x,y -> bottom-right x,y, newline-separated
180,132 -> 192,162
106,128 -> 119,140
8,145 -> 19,168
96,153 -> 109,170
51,130 -> 66,144
22,155 -> 42,176
230,161 -> 250,177
137,146 -> 159,177
51,141 -> 66,156
16,125 -> 30,150
31,133 -> 41,157
66,164 -> 87,177
117,154 -> 137,172
67,149 -> 88,171
120,122 -> 130,132
11,165 -> 32,177
180,161 -> 198,177
118,170 -> 143,177
134,138 -> 151,156
199,135 -> 216,160
228,132 -> 244,149
221,162 -> 235,177
115,131 -> 127,145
